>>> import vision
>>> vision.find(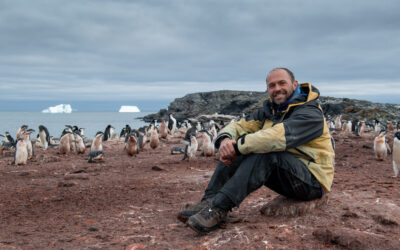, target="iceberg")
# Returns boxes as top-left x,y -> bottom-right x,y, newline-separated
42,104 -> 72,113
119,105 -> 140,112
